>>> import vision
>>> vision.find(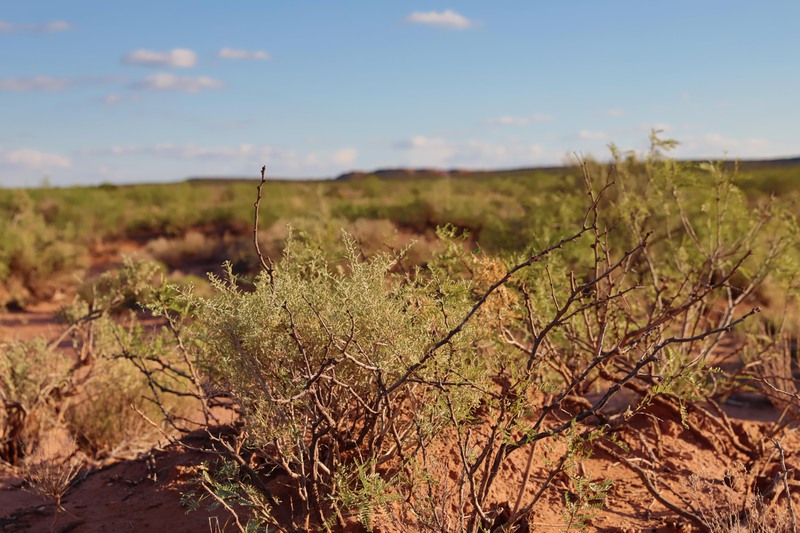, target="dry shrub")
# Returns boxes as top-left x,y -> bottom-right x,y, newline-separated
21,436 -> 84,511
146,230 -> 223,267
0,338 -> 72,464
63,354 -> 164,458
758,336 -> 800,418
688,464 -> 793,533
